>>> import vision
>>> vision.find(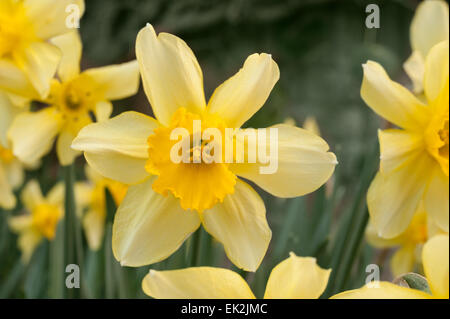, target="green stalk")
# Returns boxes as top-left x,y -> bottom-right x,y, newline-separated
49,222 -> 65,298
0,259 -> 26,298
63,164 -> 90,298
